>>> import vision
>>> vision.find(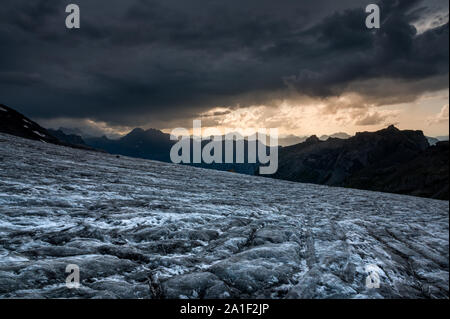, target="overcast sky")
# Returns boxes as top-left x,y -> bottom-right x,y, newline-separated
0,0 -> 448,137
